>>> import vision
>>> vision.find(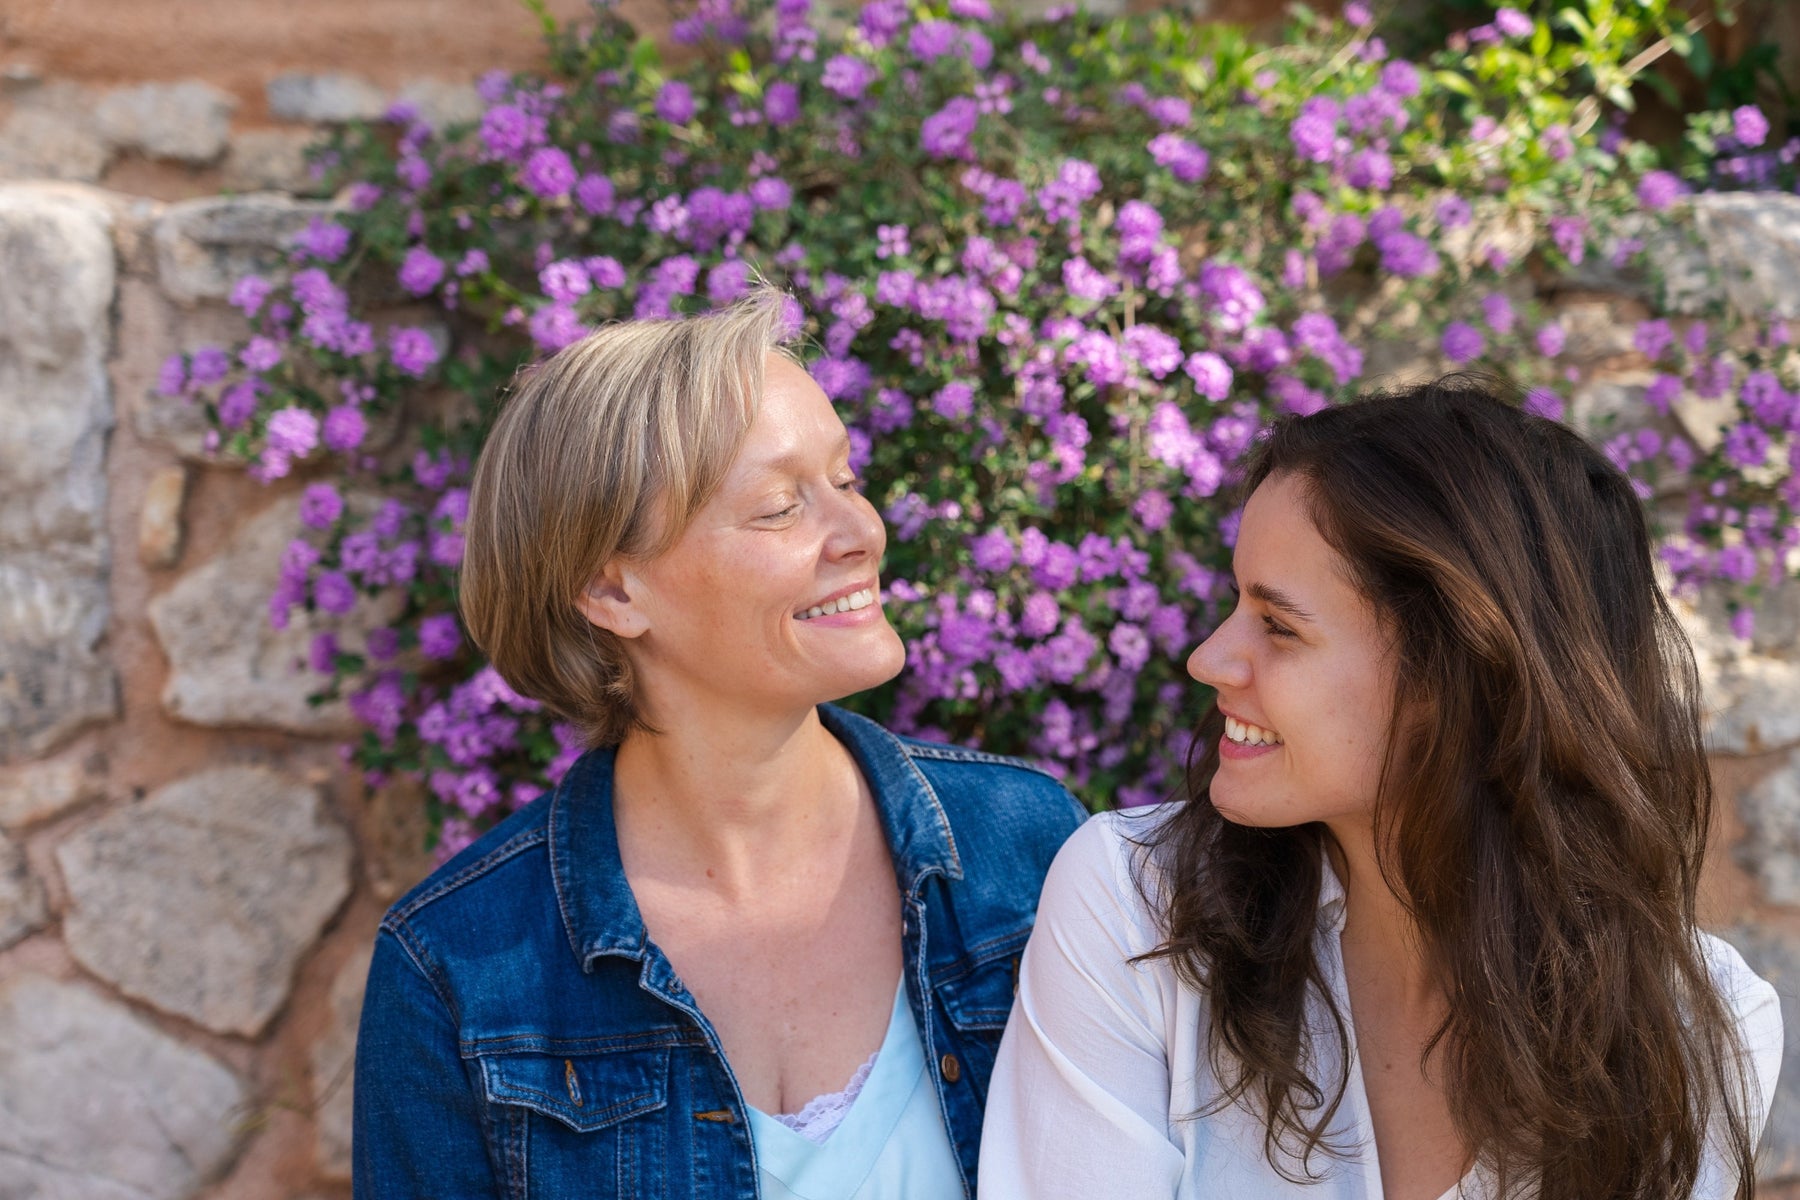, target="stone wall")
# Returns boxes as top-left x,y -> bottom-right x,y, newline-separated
4,6 -> 1800,1198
